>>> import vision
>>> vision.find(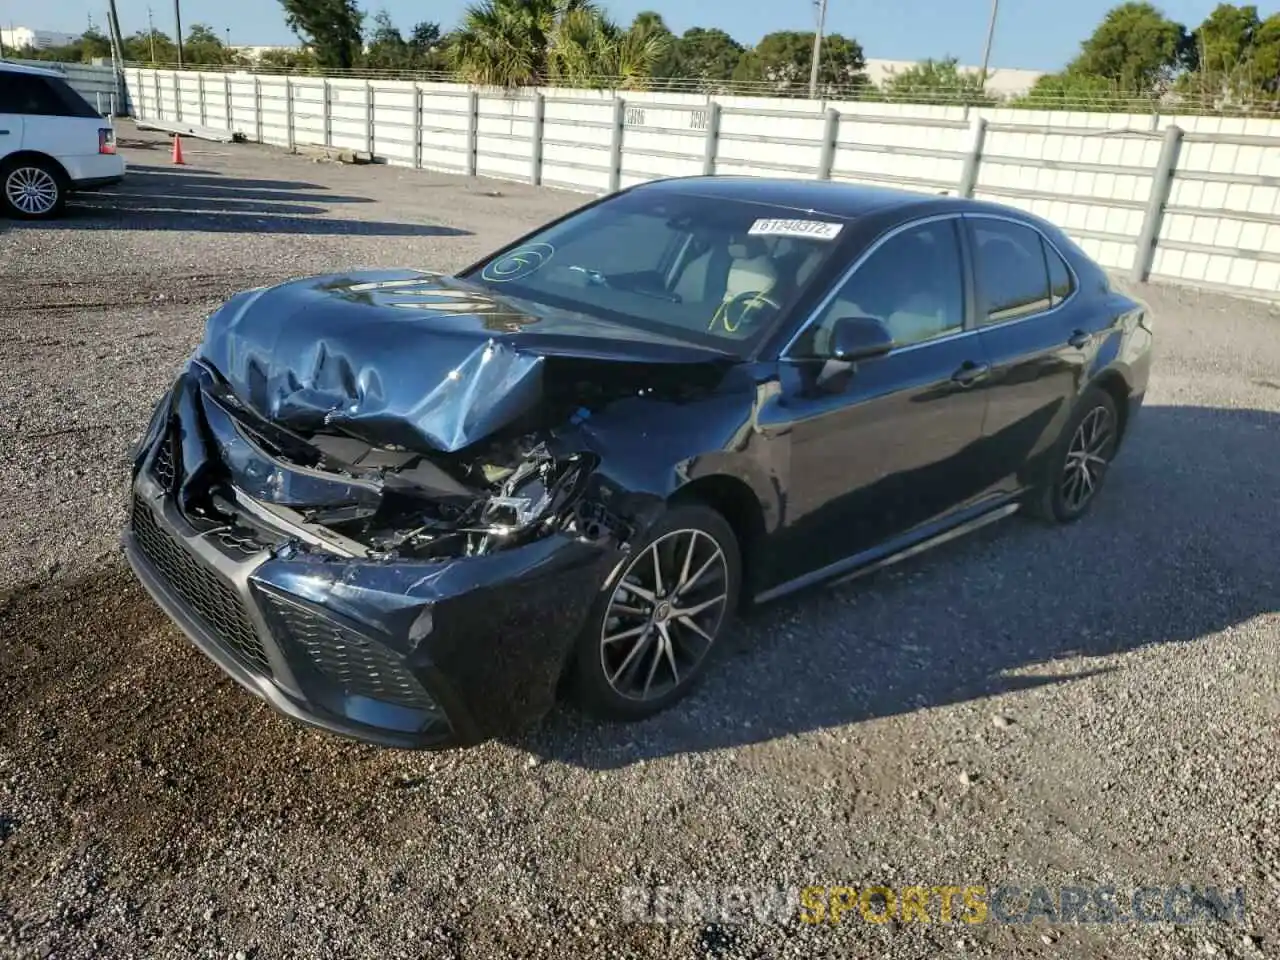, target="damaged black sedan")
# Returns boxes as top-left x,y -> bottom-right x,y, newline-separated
124,177 -> 1153,748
